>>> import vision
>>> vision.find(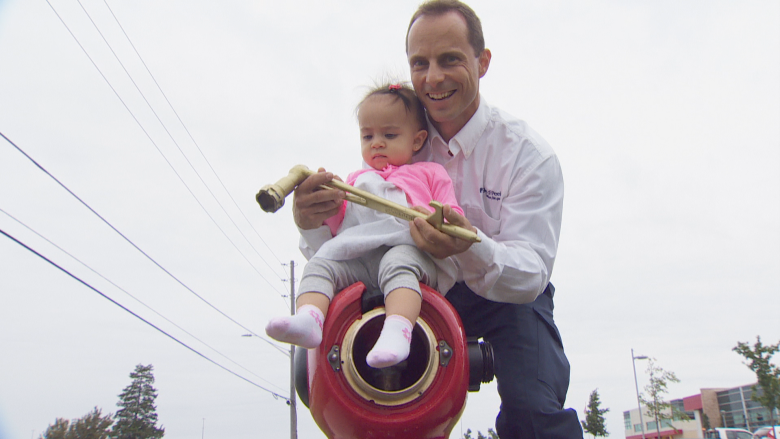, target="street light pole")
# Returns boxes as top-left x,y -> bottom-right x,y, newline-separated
632,349 -> 649,439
